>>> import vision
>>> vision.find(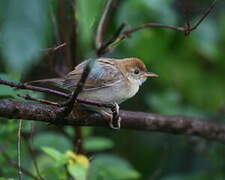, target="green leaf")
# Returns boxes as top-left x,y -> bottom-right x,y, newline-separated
0,178 -> 14,180
34,154 -> 68,180
42,147 -> 63,161
143,0 -> 177,24
0,0 -> 51,75
147,90 -> 206,117
117,0 -> 177,26
84,136 -> 114,152
88,154 -> 140,180
68,163 -> 87,180
33,132 -> 73,152
193,19 -> 219,60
